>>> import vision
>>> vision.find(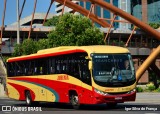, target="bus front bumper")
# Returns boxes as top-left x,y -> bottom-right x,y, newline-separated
92,90 -> 136,104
